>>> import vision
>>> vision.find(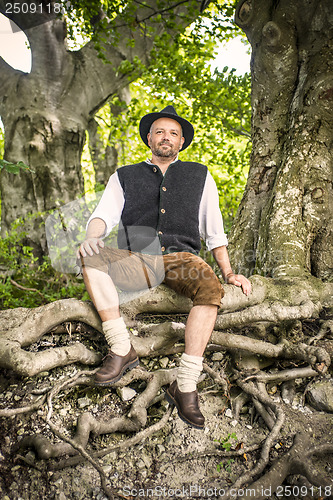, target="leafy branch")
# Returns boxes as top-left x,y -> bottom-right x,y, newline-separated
0,159 -> 34,174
